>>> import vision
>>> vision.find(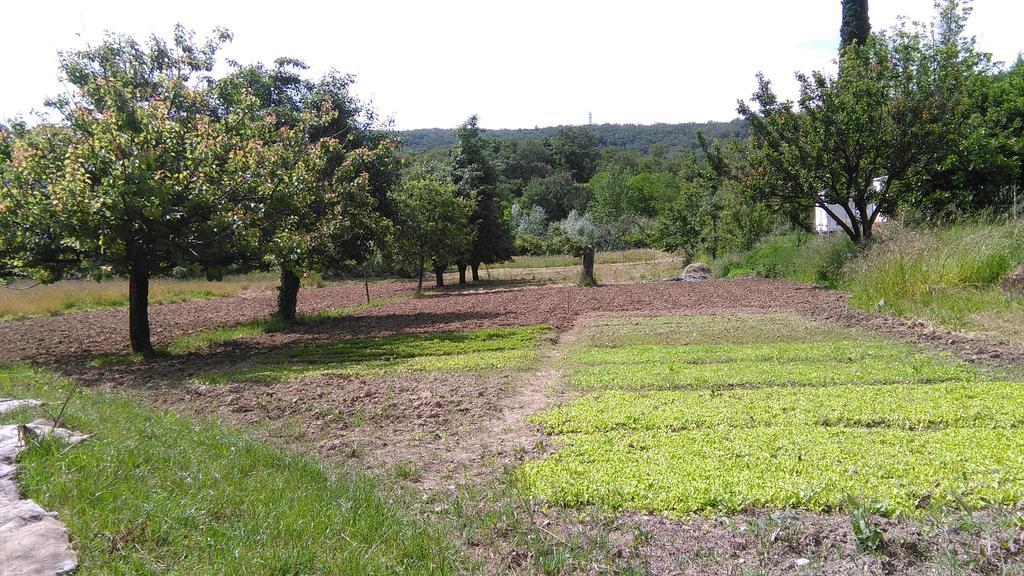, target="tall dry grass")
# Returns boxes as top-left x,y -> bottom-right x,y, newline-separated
500,249 -> 670,270
845,220 -> 1024,334
0,273 -> 281,321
